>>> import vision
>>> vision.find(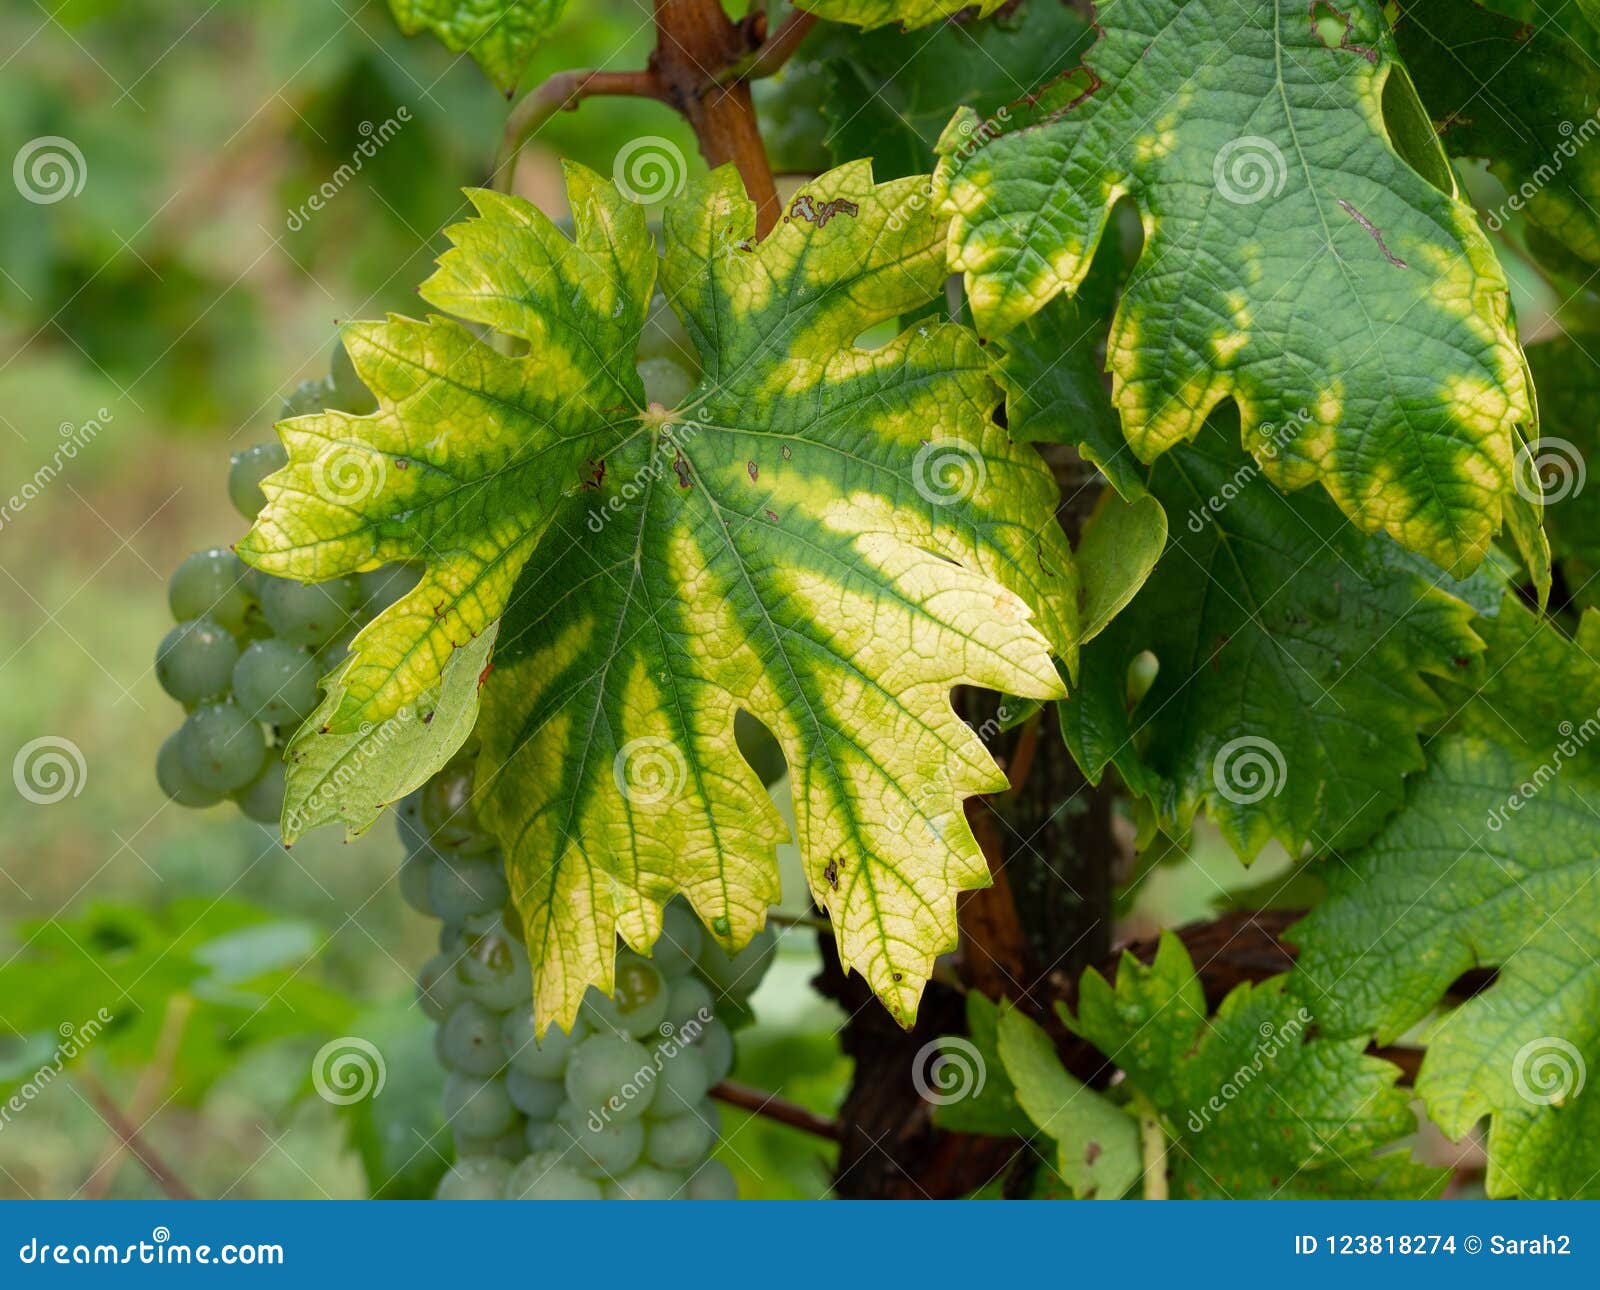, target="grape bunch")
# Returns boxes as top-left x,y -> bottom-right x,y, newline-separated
401,756 -> 776,1201
637,290 -> 699,410
154,344 -> 417,826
